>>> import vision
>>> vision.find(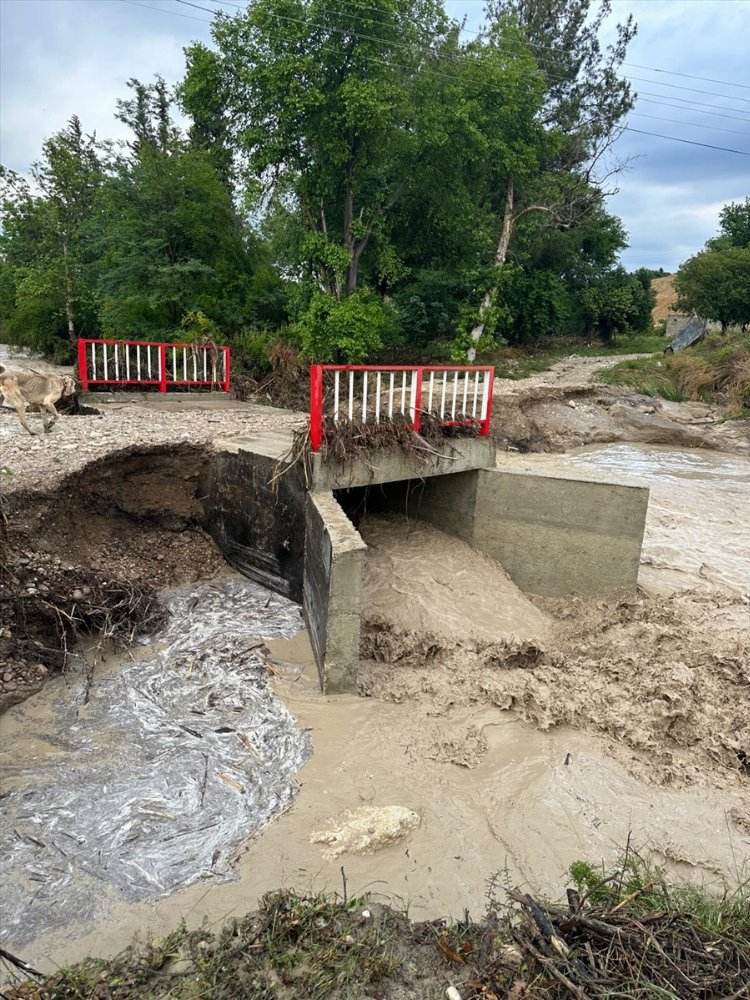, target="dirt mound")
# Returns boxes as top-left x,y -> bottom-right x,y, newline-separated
652,274 -> 679,322
0,445 -> 224,712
